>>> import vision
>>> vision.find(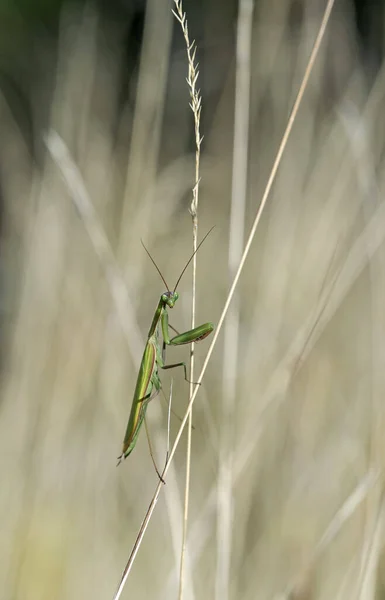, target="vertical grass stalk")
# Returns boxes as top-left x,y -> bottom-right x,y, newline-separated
172,2 -> 203,598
